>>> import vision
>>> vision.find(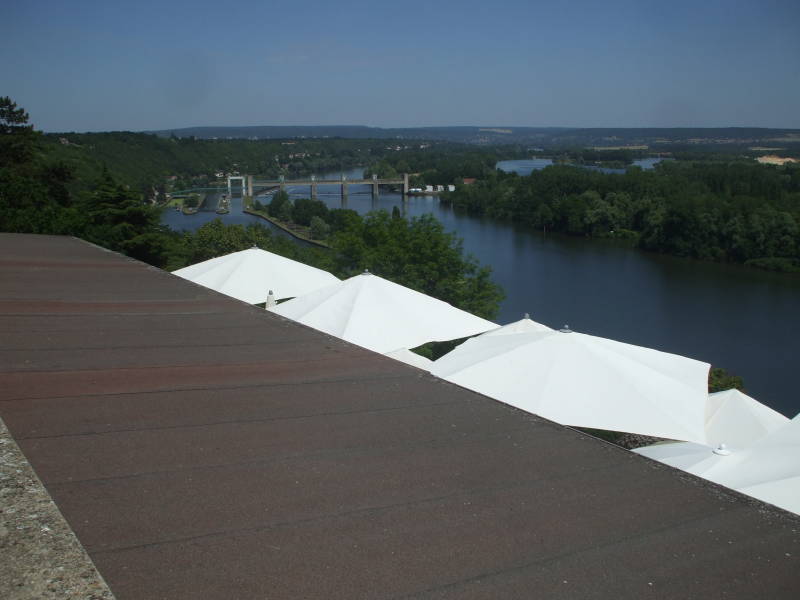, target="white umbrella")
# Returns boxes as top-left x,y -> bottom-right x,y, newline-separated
382,312 -> 549,372
270,270 -> 497,354
633,440 -> 734,475
431,322 -> 710,443
704,388 -> 788,448
700,415 -> 800,488
172,247 -> 339,304
383,348 -> 434,370
736,477 -> 800,515
481,313 -> 552,336
632,389 -> 787,457
635,415 -> 800,515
